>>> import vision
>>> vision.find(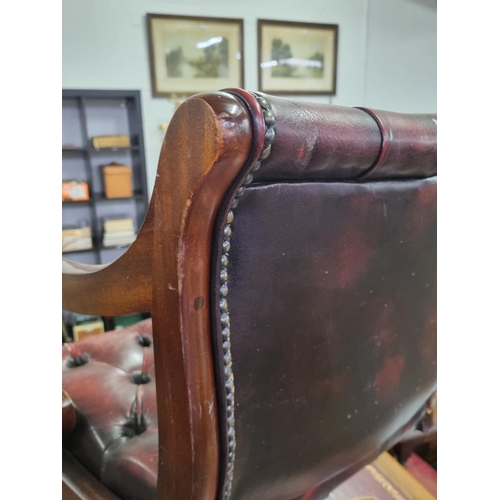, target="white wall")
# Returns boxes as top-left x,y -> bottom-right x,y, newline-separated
62,0 -> 436,195
364,0 -> 437,113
